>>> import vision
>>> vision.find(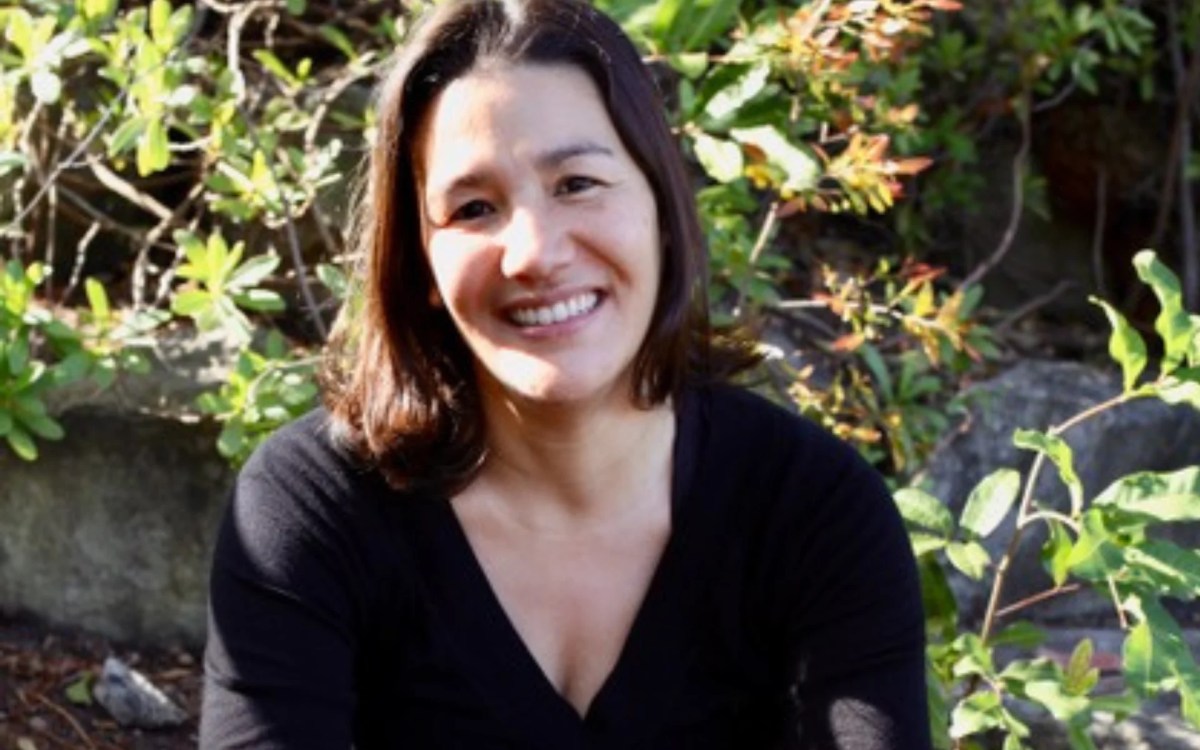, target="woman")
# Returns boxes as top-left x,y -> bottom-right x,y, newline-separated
200,0 -> 930,748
